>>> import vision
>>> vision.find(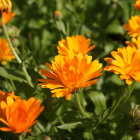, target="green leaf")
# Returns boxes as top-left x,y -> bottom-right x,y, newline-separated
106,23 -> 125,35
57,122 -> 81,130
0,66 -> 25,82
24,135 -> 45,140
121,135 -> 132,140
28,19 -> 46,29
56,20 -> 66,35
88,91 -> 107,115
83,131 -> 94,140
